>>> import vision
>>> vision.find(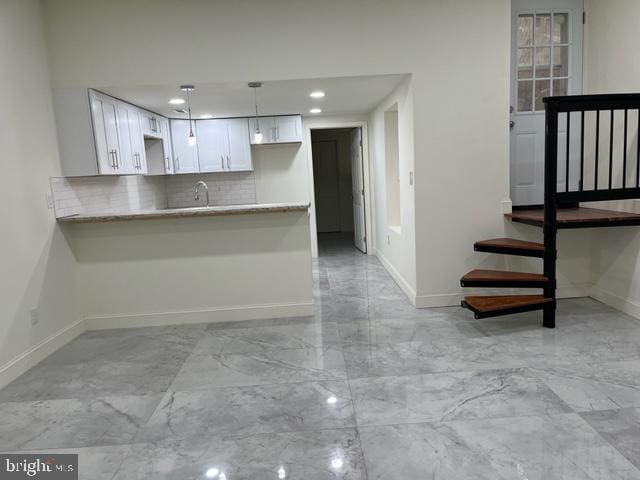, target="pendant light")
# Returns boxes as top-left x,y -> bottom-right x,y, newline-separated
248,82 -> 263,143
180,85 -> 197,146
